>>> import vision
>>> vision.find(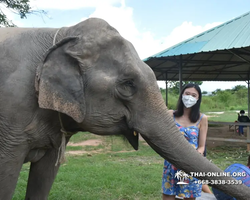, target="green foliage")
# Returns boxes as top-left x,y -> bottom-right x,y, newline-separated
0,0 -> 46,27
217,90 -> 231,107
160,88 -> 166,102
167,93 -> 179,110
232,85 -> 247,92
161,85 -> 249,112
168,81 -> 203,95
0,0 -> 31,26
